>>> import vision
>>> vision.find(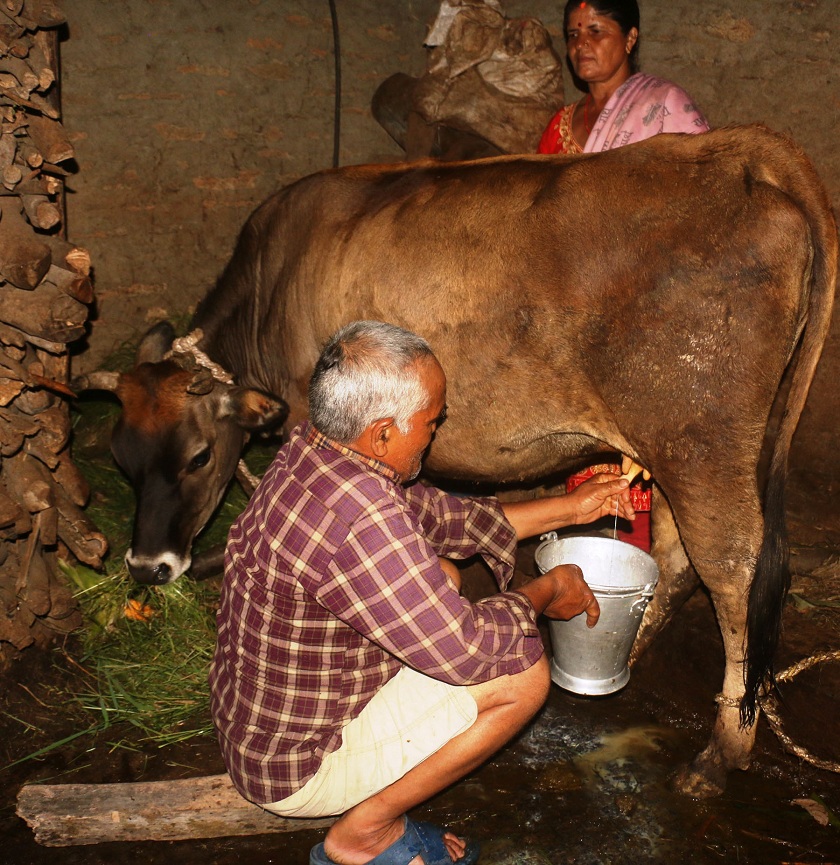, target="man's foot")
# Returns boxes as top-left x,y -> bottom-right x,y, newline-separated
310,816 -> 480,865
